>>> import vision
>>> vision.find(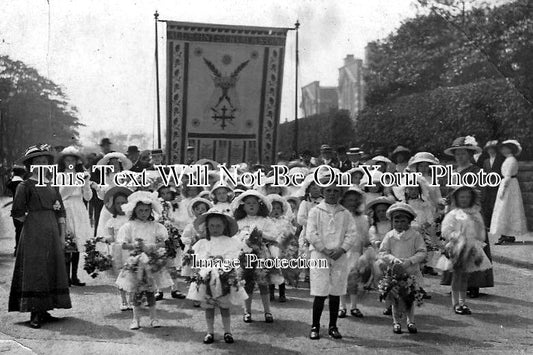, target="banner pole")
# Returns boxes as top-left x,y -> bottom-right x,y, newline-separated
293,20 -> 300,156
154,10 -> 162,149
